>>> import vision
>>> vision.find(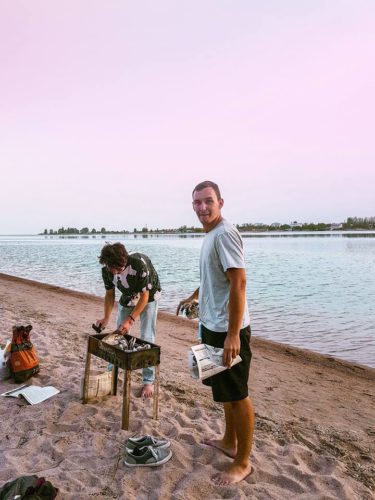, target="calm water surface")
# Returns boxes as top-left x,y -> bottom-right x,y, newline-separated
0,233 -> 374,368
